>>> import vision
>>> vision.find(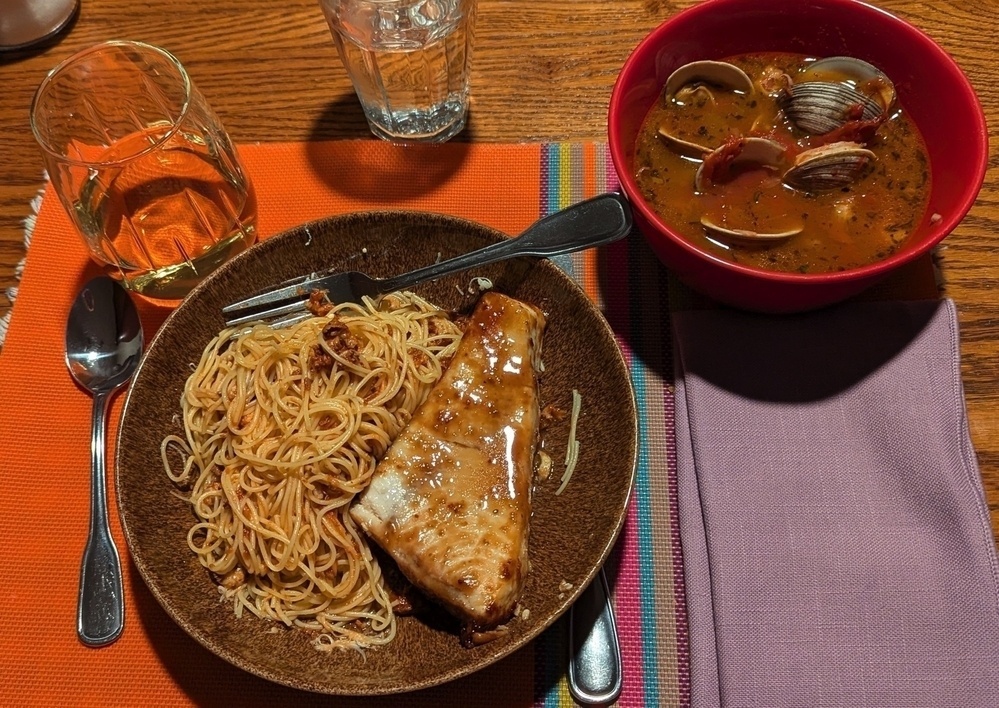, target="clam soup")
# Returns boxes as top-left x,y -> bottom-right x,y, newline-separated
633,52 -> 931,274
